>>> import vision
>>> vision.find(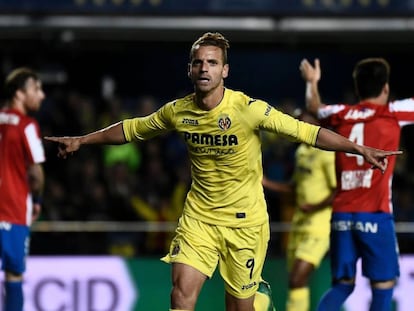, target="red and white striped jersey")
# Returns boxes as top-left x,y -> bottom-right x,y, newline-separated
318,98 -> 414,213
0,107 -> 45,225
